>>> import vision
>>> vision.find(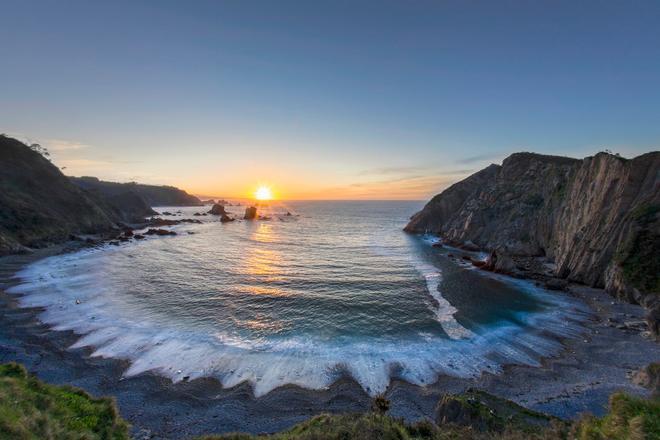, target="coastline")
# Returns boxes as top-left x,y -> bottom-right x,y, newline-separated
0,243 -> 657,439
